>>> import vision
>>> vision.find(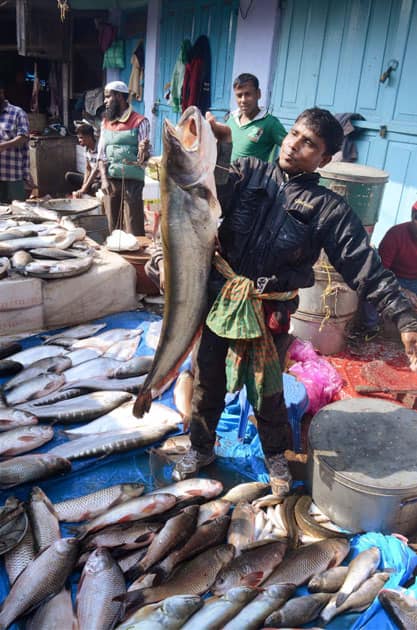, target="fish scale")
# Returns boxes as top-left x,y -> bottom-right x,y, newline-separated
263,538 -> 350,587
53,483 -> 145,522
